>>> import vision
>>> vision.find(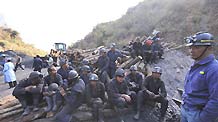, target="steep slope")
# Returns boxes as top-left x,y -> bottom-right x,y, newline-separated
0,27 -> 46,56
73,0 -> 218,49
